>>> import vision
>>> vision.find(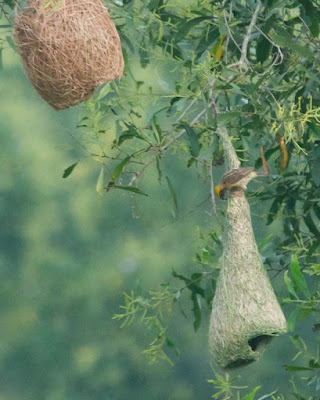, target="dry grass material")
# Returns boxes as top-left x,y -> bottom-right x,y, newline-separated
14,0 -> 124,110
209,190 -> 287,369
209,127 -> 287,370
